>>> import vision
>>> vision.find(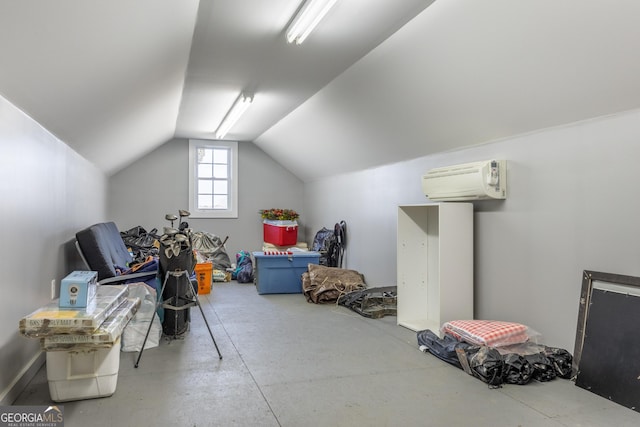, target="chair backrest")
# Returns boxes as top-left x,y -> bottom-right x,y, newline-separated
75,222 -> 134,281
